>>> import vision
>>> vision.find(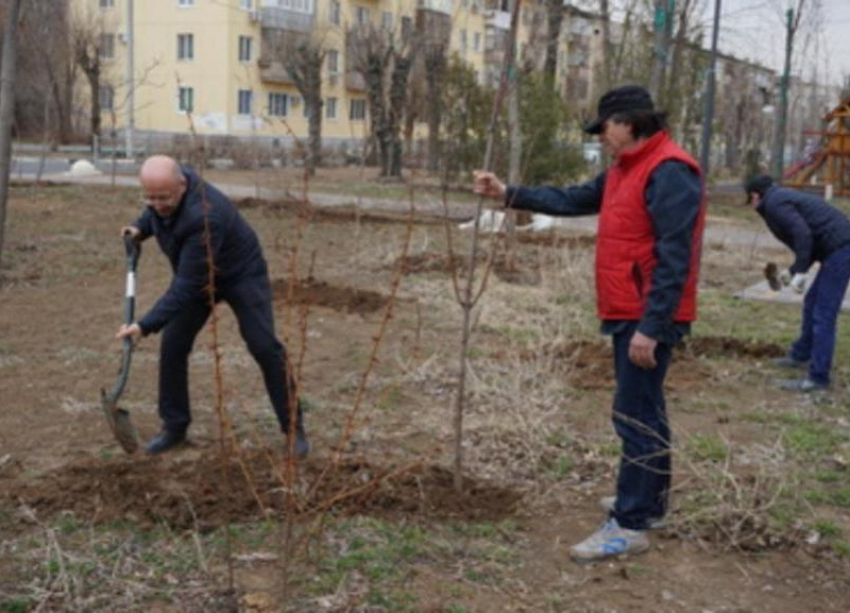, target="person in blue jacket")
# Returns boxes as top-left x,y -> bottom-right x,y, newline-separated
117,155 -> 309,456
746,174 -> 850,392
